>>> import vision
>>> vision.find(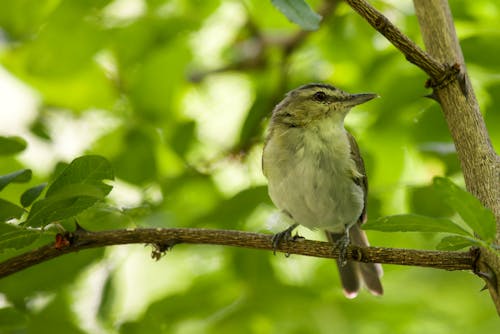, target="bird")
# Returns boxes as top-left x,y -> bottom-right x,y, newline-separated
262,83 -> 383,298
